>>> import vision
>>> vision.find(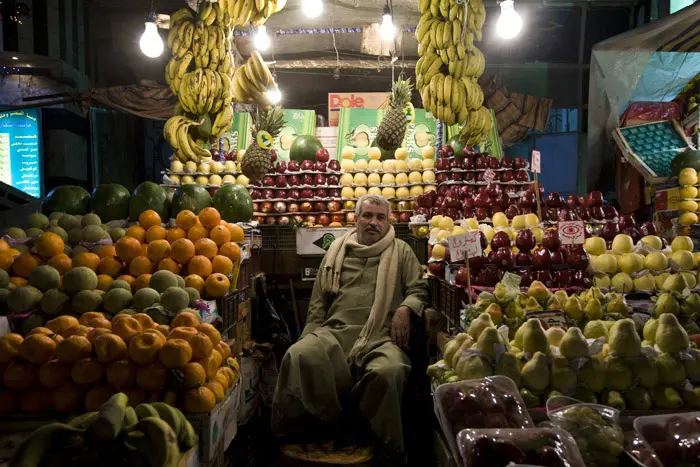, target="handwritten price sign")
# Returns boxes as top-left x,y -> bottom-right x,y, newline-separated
483,169 -> 496,182
558,220 -> 585,245
531,150 -> 541,173
448,231 -> 483,261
